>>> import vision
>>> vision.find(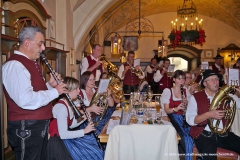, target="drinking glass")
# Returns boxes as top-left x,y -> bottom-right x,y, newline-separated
155,96 -> 161,114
